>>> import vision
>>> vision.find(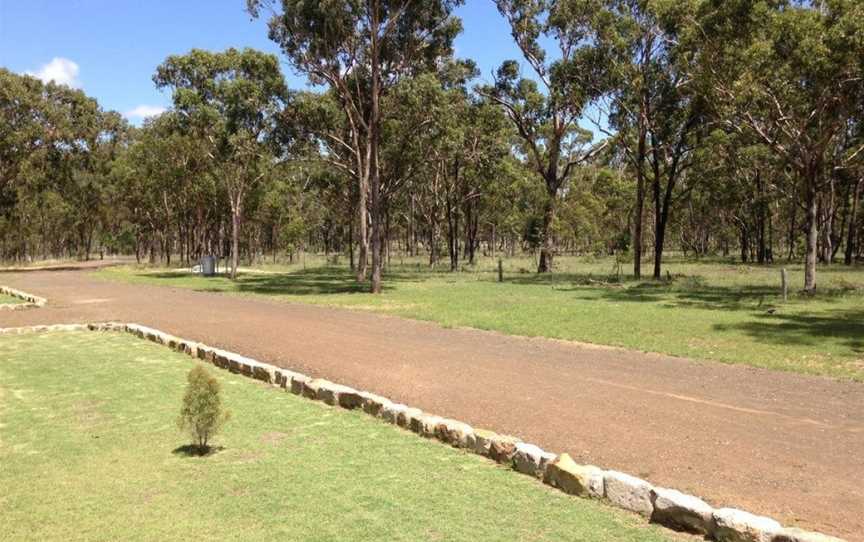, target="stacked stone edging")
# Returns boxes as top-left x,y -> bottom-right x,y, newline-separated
0,286 -> 47,310
0,322 -> 846,542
